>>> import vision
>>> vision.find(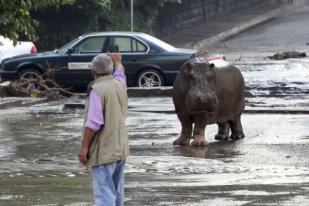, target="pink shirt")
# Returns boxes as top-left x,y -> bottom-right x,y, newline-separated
85,70 -> 126,132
